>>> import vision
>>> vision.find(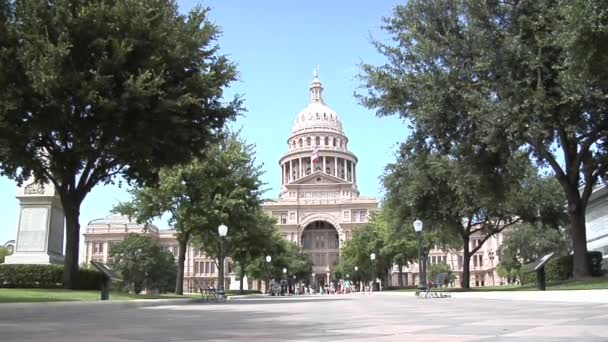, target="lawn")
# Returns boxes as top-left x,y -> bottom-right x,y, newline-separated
0,288 -> 195,303
390,277 -> 608,292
